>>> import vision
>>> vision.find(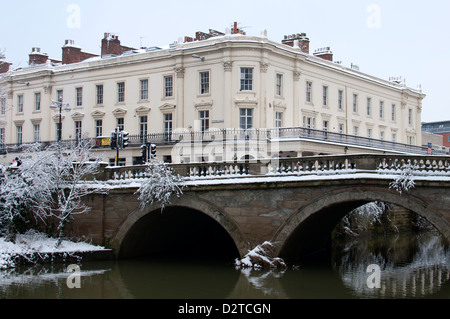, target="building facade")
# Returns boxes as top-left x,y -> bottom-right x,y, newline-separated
422,121 -> 450,148
0,26 -> 426,165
